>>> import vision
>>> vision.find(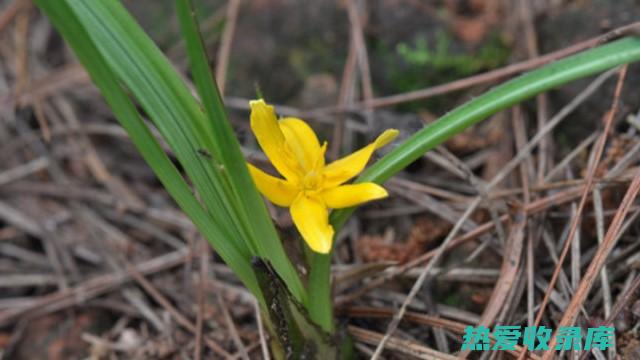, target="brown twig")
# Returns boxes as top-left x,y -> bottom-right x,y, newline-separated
0,0 -> 29,34
330,34 -> 358,160
214,271 -> 250,360
345,0 -> 373,120
519,0 -> 551,180
337,69 -> 616,309
194,240 -> 208,360
590,188 -> 616,359
512,105 -> 537,333
126,262 -> 234,359
520,65 -> 628,359
457,208 -> 525,359
215,0 -> 241,96
349,325 -> 458,360
305,22 -> 640,115
364,65 -> 614,356
345,307 -> 542,360
335,183 -> 600,307
0,249 -> 189,326
254,299 -> 271,360
544,168 -> 640,358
